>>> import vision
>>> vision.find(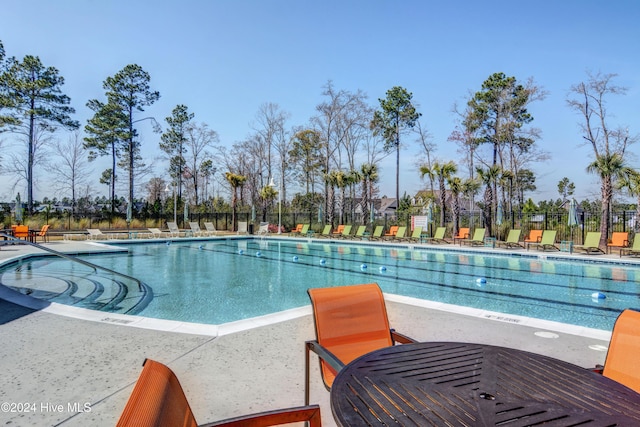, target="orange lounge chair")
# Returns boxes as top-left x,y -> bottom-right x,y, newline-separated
117,359 -> 321,427
384,225 -> 399,238
593,309 -> 640,394
12,225 -> 30,240
289,224 -> 309,236
36,224 -> 50,242
452,227 -> 470,244
607,232 -> 629,254
305,283 -> 416,404
524,229 -> 543,245
331,224 -> 345,236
